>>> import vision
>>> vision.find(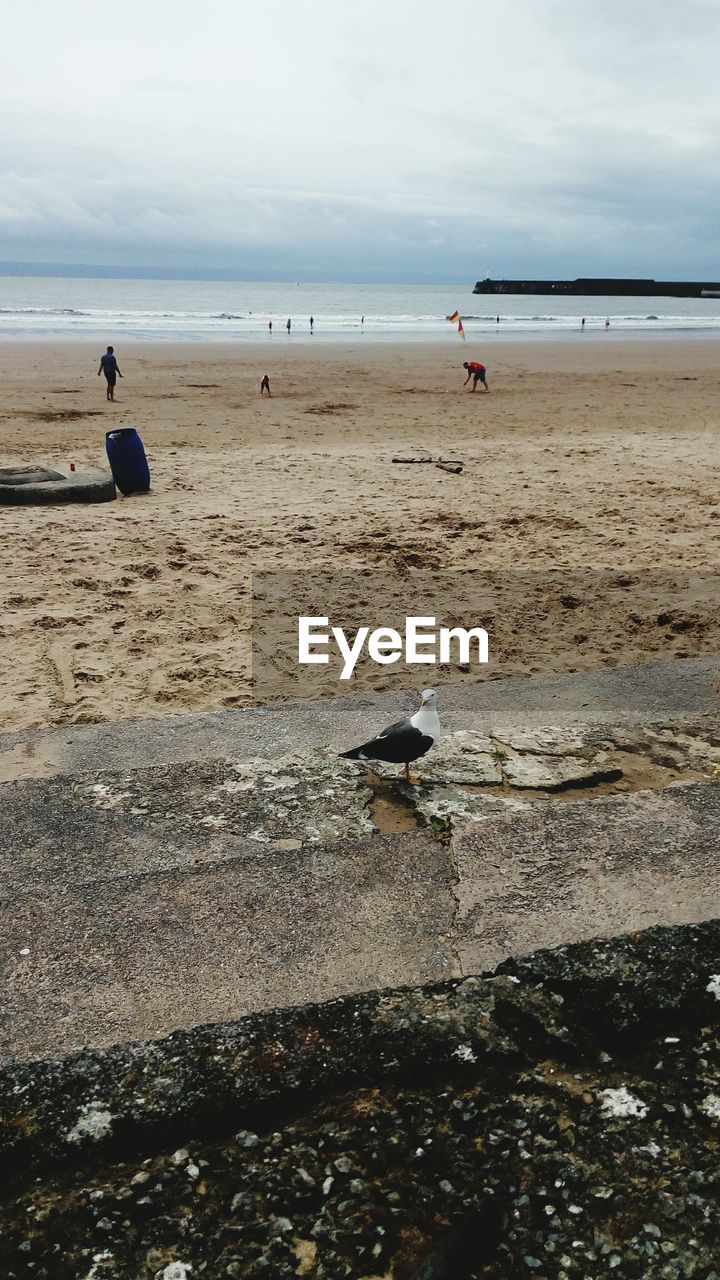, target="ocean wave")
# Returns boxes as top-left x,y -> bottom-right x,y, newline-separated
0,307 -> 89,316
2,279 -> 720,341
